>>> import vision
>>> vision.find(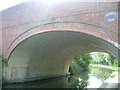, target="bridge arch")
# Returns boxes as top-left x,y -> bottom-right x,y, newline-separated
1,1 -> 119,84
3,29 -> 118,83
5,22 -> 118,60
